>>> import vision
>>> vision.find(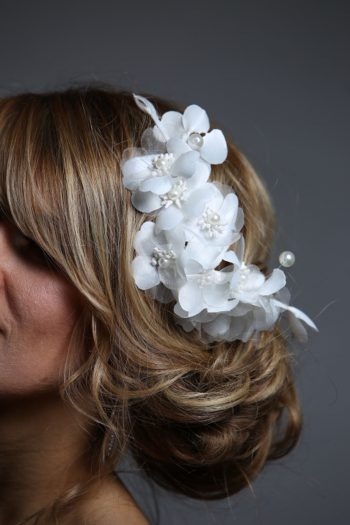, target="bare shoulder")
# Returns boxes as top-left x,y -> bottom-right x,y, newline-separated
71,474 -> 151,525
